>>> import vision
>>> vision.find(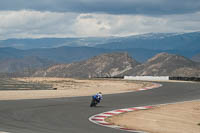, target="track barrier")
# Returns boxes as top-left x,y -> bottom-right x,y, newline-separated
124,76 -> 200,82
